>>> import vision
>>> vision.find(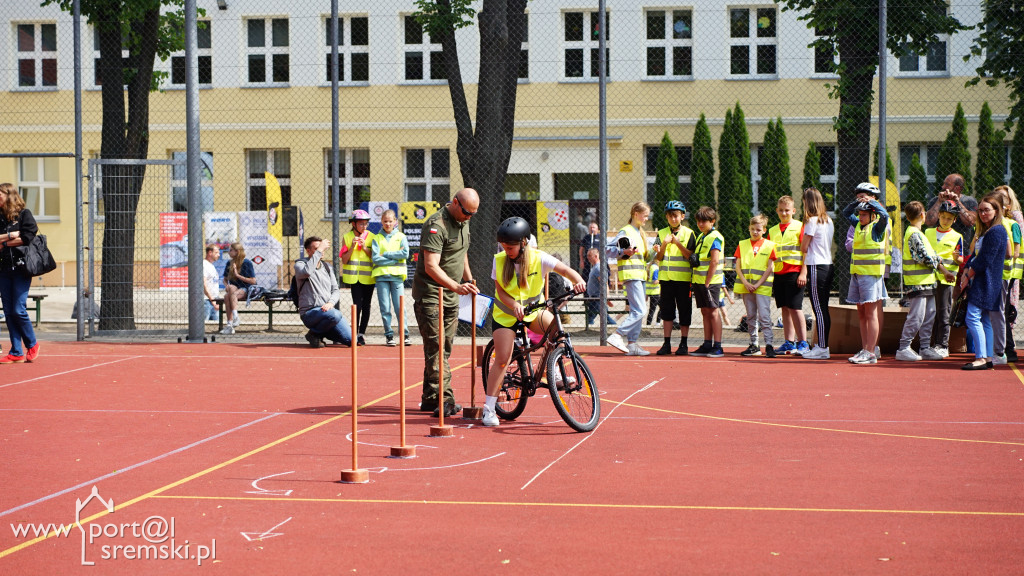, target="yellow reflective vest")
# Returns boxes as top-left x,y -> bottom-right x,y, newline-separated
616,225 -> 648,283
1000,218 -> 1020,281
692,229 -> 725,286
491,250 -> 546,328
850,217 -> 886,277
371,230 -> 408,280
768,219 -> 802,273
733,238 -> 776,296
341,230 -> 374,285
924,227 -> 962,286
646,263 -> 661,296
901,227 -> 937,287
657,225 -> 694,282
